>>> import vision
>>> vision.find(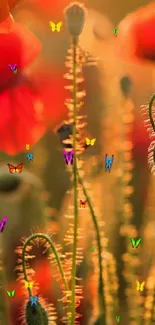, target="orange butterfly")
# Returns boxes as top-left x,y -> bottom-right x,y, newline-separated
7,163 -> 23,174
79,200 -> 87,208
